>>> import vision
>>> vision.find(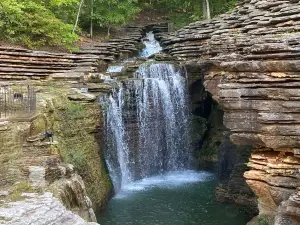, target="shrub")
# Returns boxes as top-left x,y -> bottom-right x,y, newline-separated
0,0 -> 79,50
